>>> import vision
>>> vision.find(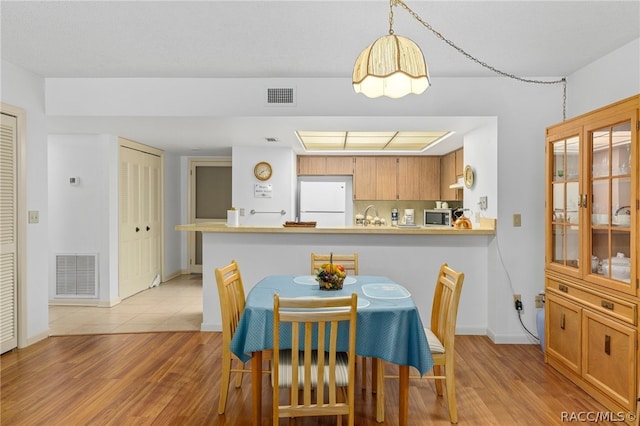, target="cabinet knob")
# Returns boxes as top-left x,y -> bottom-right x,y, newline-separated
604,334 -> 611,355
560,313 -> 566,330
